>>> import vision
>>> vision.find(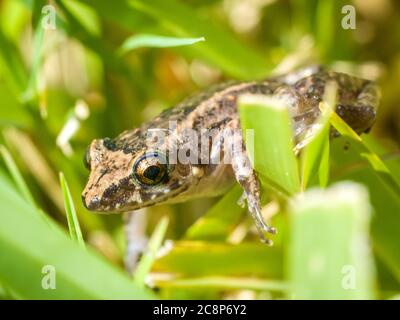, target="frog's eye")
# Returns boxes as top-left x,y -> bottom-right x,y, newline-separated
84,146 -> 91,171
133,152 -> 168,186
